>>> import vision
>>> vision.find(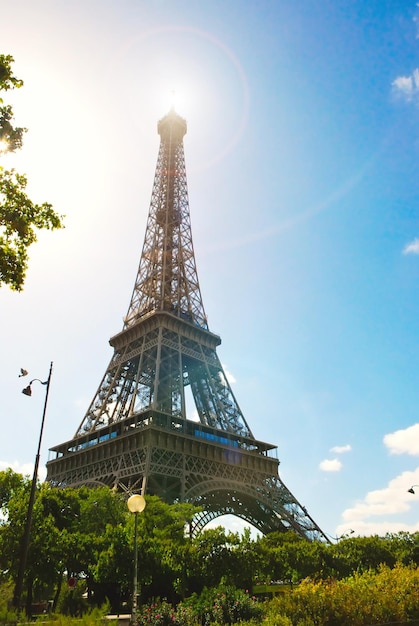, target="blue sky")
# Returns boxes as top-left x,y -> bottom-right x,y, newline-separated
2,0 -> 419,538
